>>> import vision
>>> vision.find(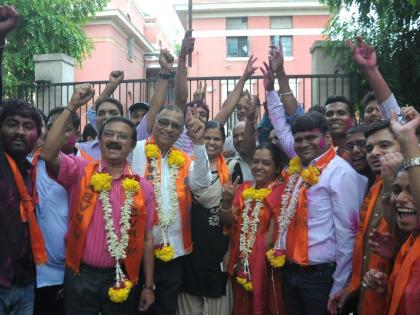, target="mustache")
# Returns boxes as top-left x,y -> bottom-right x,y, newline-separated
10,135 -> 27,143
106,142 -> 122,150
